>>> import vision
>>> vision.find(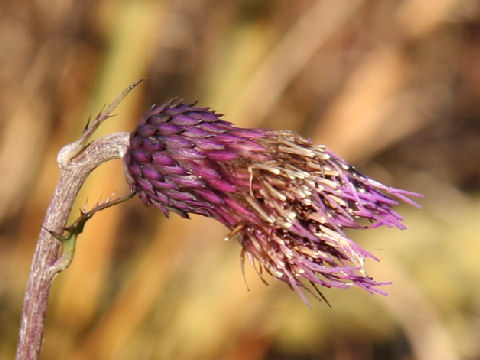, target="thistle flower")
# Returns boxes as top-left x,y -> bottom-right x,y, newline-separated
124,99 -> 421,304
